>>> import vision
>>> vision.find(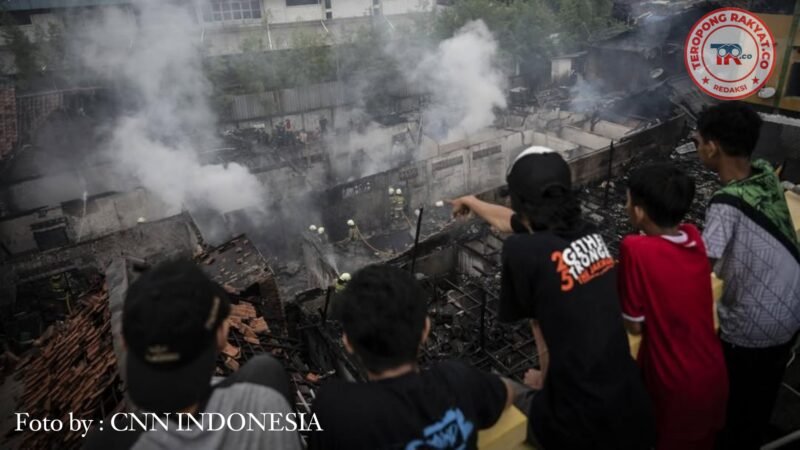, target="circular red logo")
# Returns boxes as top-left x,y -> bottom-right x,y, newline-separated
684,7 -> 776,100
